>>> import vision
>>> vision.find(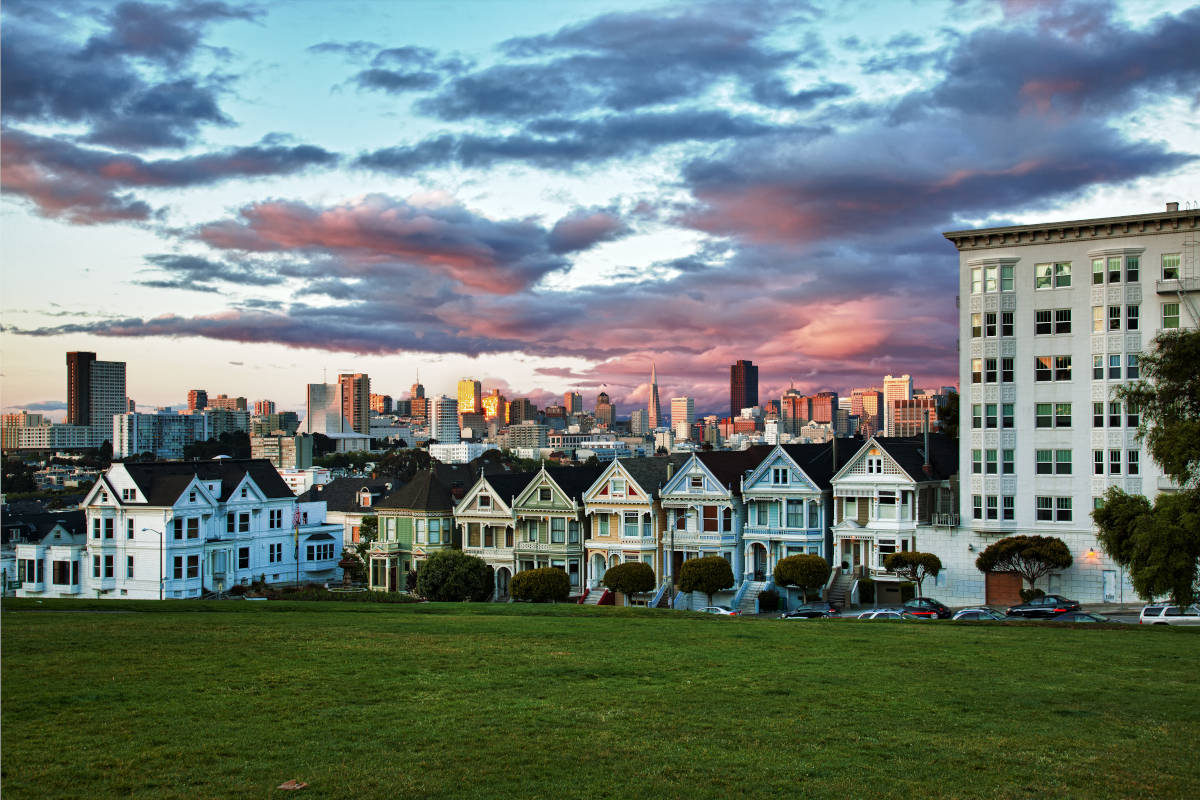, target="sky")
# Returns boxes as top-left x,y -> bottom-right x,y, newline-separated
2,0 -> 1199,420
